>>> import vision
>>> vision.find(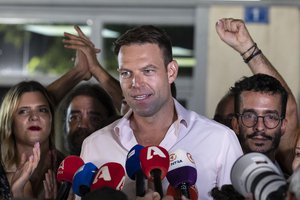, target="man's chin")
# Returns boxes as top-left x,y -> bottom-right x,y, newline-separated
249,145 -> 270,154
67,128 -> 93,155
